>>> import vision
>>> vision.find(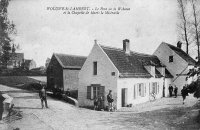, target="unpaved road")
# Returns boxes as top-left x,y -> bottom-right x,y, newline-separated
0,84 -> 200,130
